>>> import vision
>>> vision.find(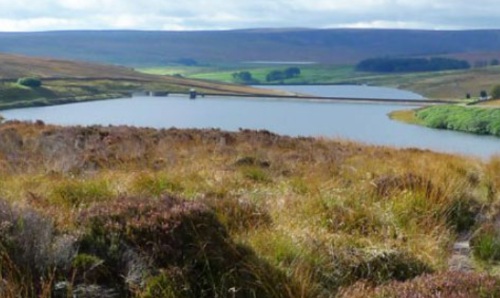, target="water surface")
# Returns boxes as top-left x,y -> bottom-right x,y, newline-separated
2,93 -> 499,158
258,85 -> 426,100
